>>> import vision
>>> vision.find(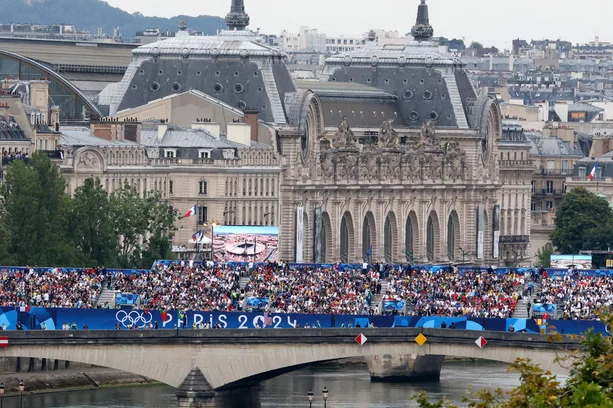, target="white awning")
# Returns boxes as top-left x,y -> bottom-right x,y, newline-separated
189,235 -> 212,245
